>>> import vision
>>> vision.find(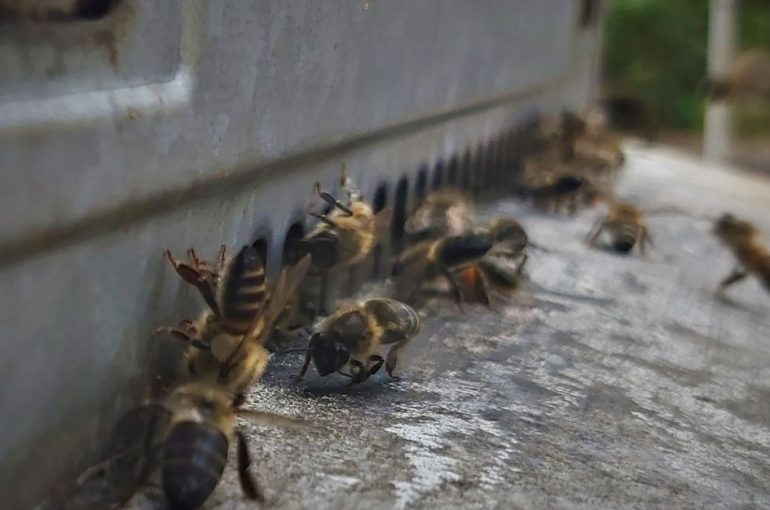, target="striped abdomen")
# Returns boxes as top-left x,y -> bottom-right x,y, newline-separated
220,246 -> 266,334
611,222 -> 640,254
163,422 -> 228,510
365,298 -> 420,342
